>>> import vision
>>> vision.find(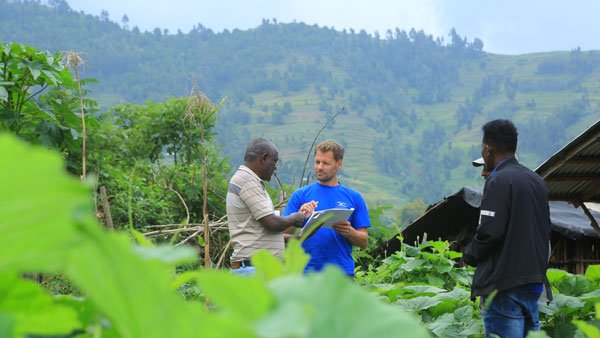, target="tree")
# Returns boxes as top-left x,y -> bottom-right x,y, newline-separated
395,198 -> 427,227
89,97 -> 230,229
471,38 -> 484,52
100,9 -> 109,21
0,41 -> 98,175
283,101 -> 292,114
49,0 -> 70,12
504,78 -> 517,101
121,14 -> 129,30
